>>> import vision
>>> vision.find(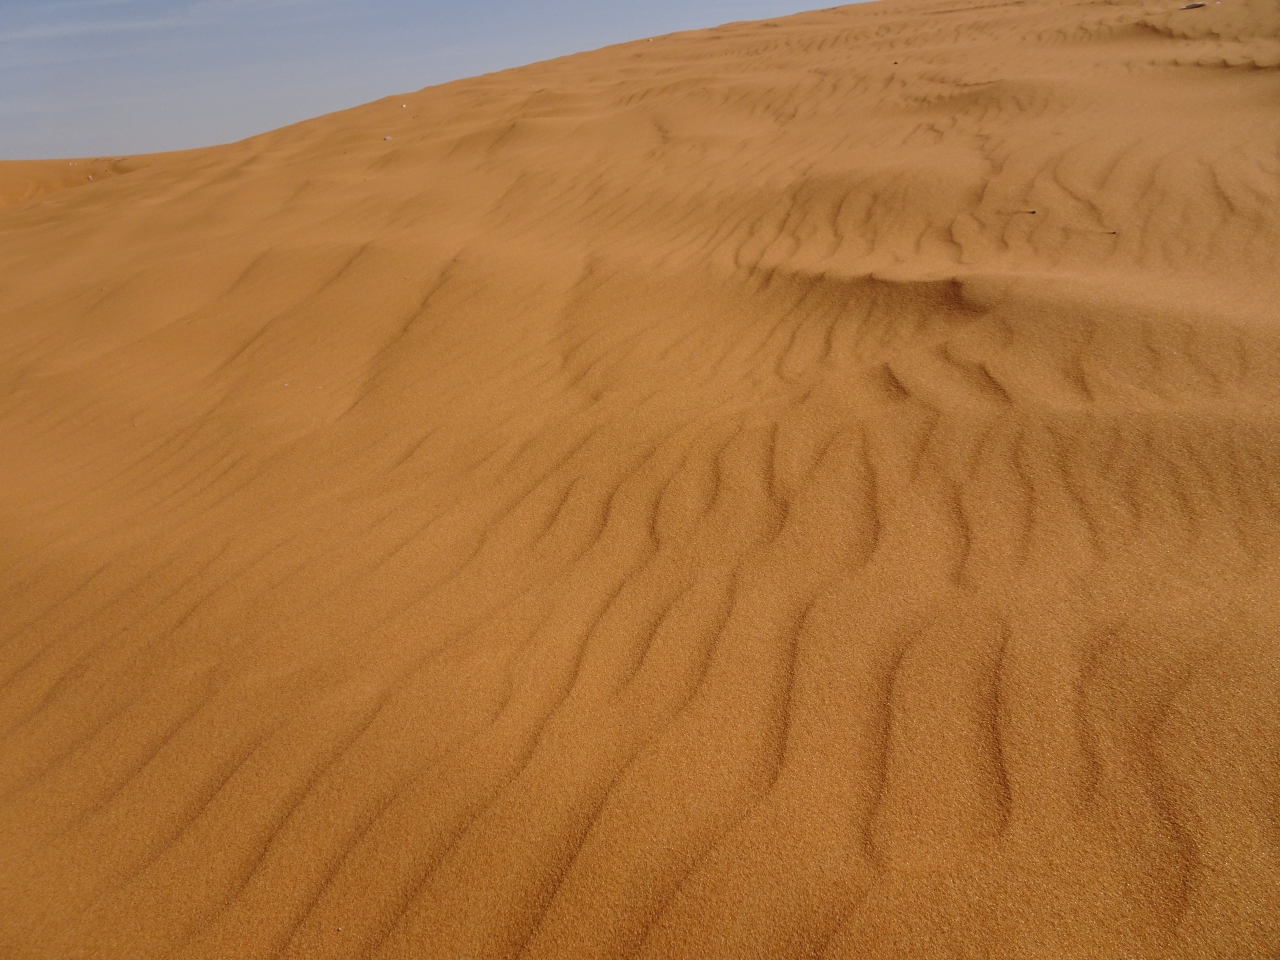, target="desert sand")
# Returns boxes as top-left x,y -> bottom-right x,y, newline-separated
2,0 -> 1279,956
